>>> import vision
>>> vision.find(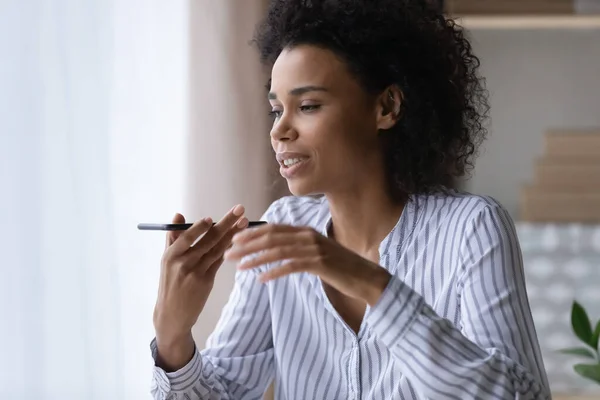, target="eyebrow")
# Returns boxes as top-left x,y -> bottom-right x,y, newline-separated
268,85 -> 329,100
